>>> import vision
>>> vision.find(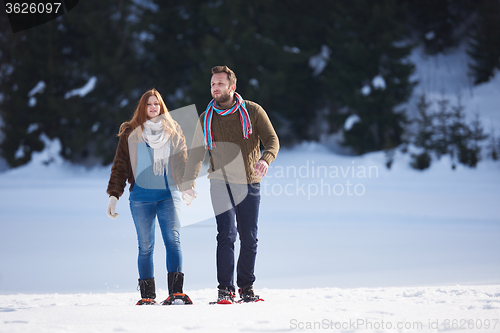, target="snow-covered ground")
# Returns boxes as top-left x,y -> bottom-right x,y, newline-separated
0,142 -> 499,332
1,44 -> 500,332
1,285 -> 500,333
